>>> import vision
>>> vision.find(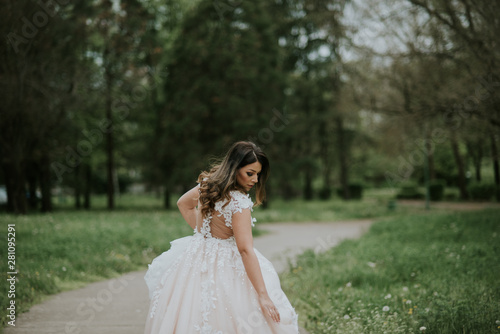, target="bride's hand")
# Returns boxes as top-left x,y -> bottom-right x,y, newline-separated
258,294 -> 280,323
